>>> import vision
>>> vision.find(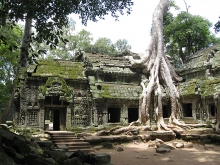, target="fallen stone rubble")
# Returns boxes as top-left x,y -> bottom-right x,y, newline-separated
0,127 -> 111,165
